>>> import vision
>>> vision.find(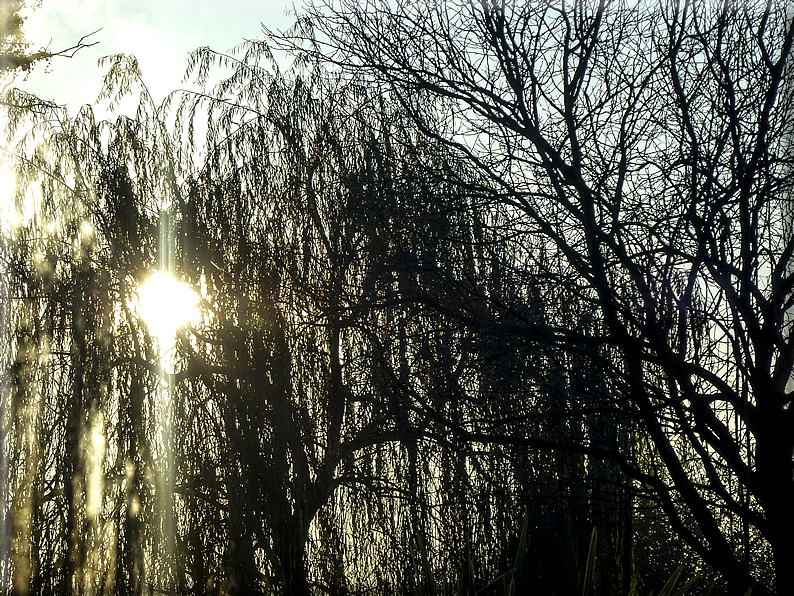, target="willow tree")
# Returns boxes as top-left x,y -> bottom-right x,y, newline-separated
285,1 -> 794,594
0,69 -> 179,592
170,42 -> 568,593
3,41 -> 548,592
2,33 -> 638,593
